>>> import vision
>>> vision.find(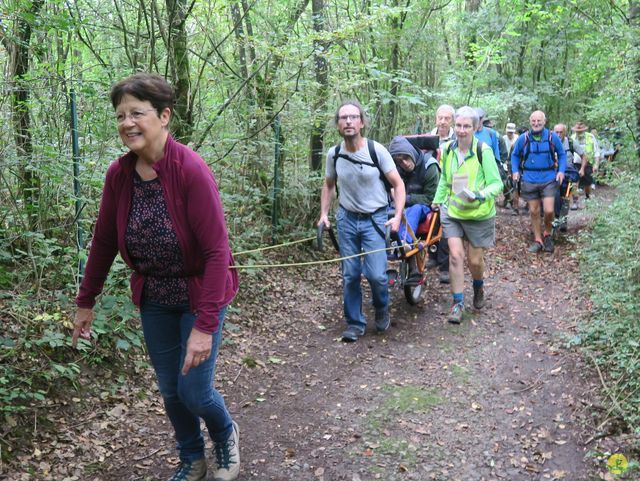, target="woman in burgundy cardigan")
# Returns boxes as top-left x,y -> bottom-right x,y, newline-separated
72,73 -> 240,481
